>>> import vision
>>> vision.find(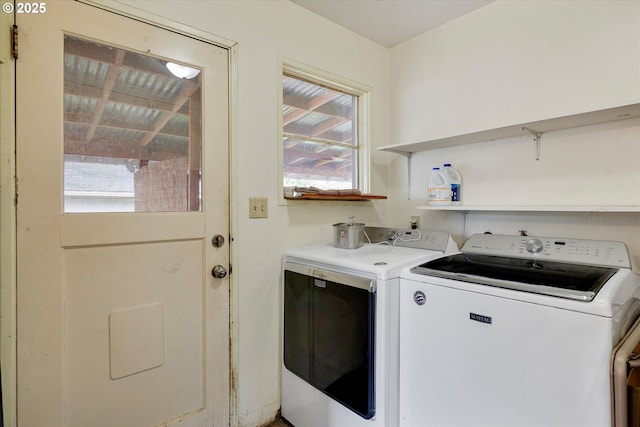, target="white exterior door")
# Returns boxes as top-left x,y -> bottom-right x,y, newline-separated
16,1 -> 230,426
